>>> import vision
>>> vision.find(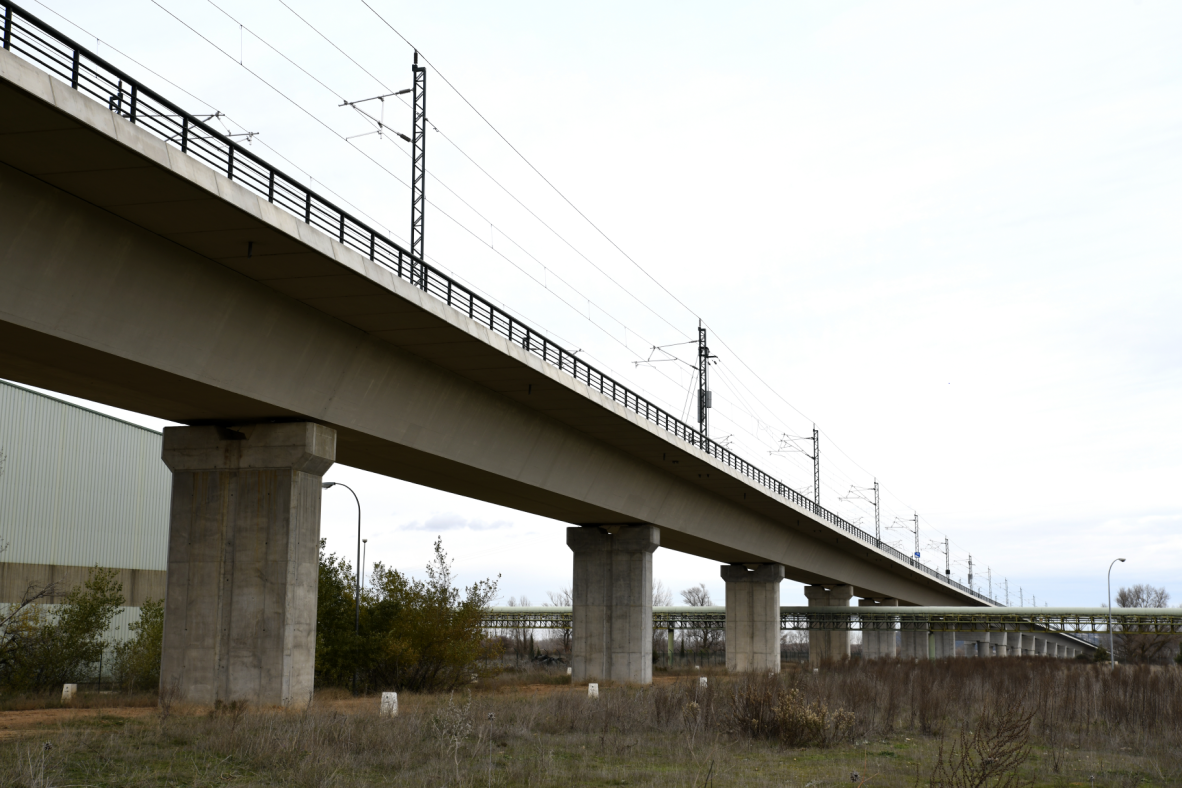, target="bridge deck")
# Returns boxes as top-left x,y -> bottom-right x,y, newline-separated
0,4 -> 989,605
